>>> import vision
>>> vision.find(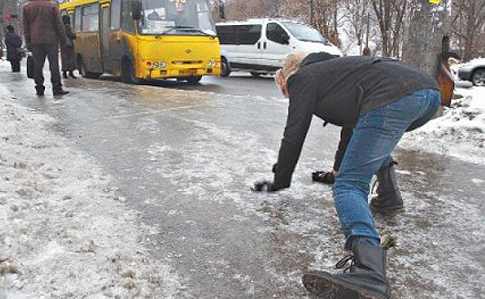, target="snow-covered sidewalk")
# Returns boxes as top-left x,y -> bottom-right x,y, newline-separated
0,85 -> 180,297
0,72 -> 484,298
